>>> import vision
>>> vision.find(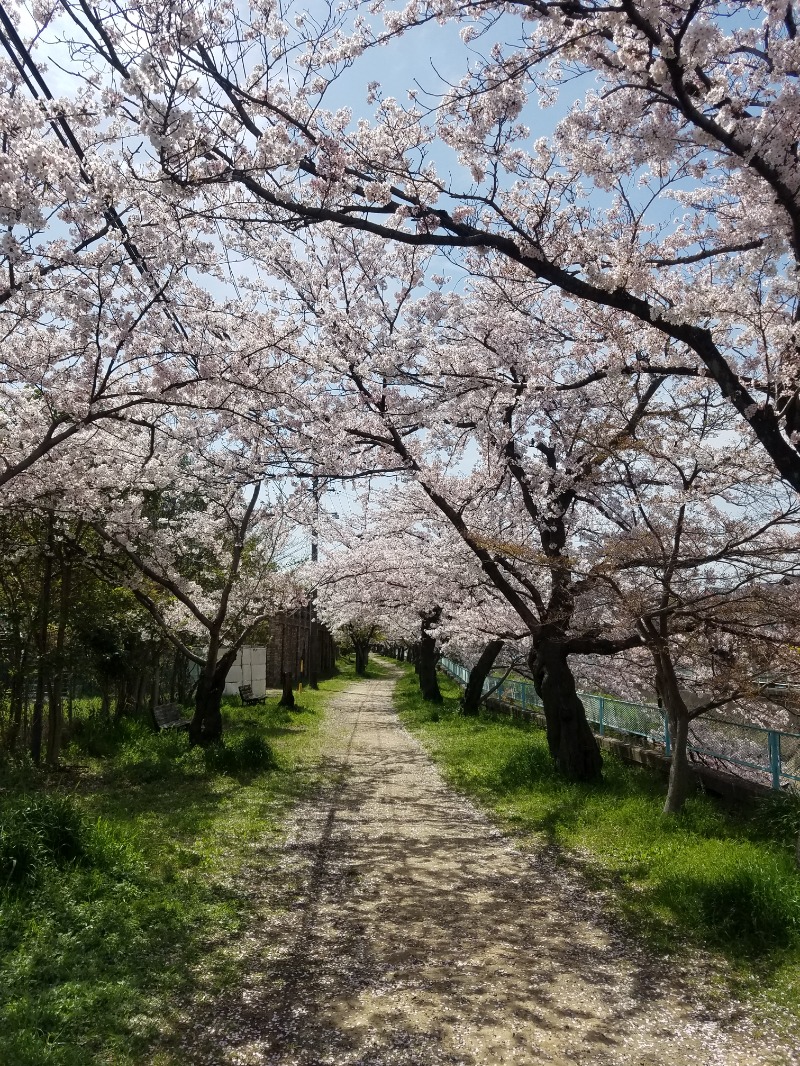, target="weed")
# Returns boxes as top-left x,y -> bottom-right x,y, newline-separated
498,741 -> 558,790
202,733 -> 277,774
654,844 -> 800,950
0,665 -> 346,1065
0,794 -> 91,886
